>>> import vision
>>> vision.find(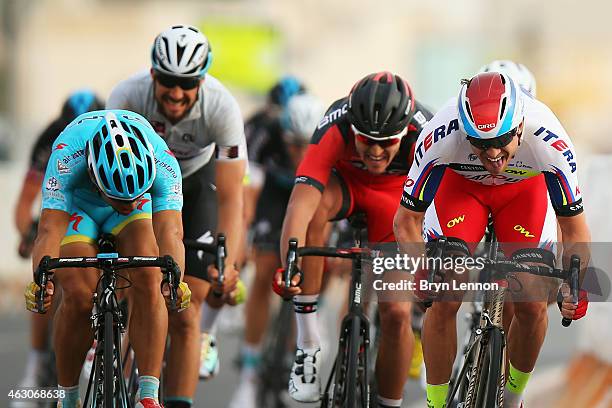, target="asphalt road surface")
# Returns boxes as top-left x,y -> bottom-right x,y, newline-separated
0,299 -> 576,408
